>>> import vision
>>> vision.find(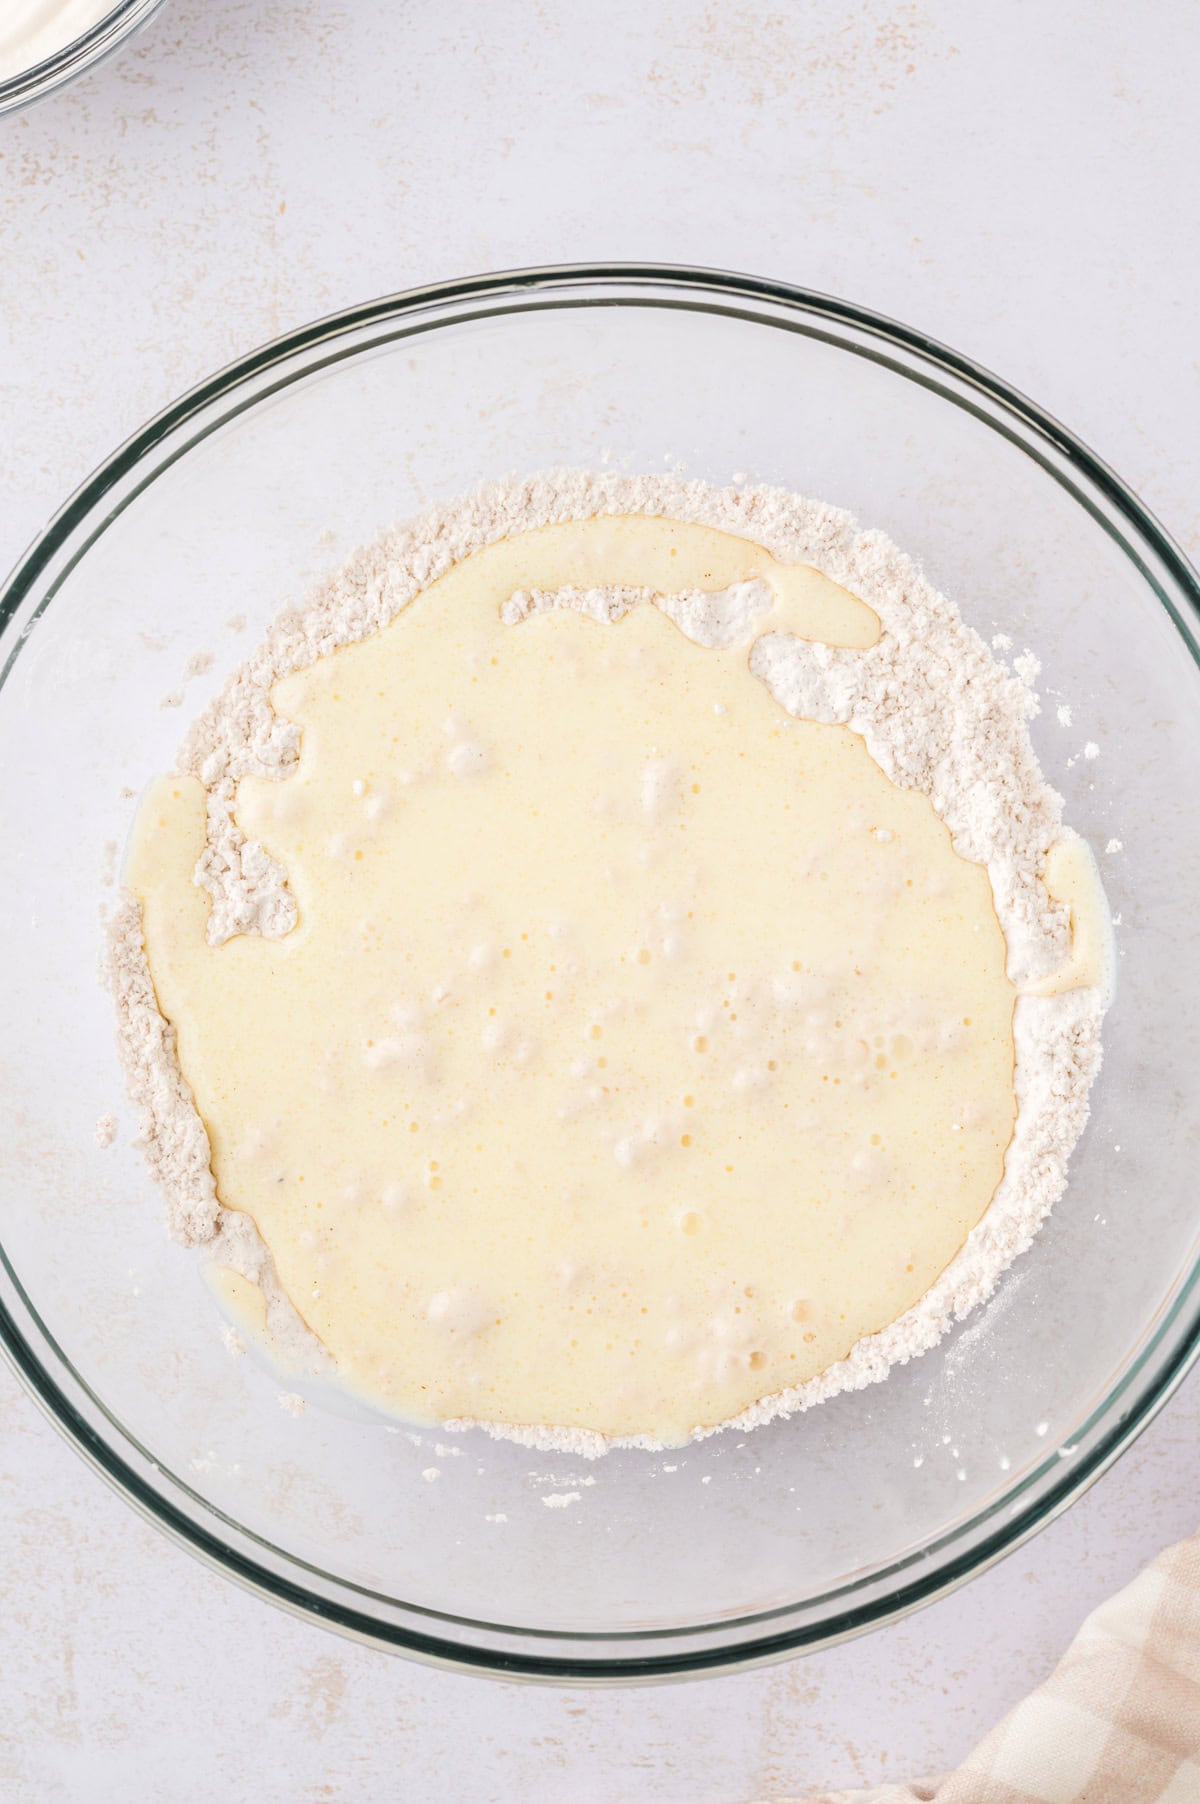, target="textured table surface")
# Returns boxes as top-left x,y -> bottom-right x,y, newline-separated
2,3 -> 1198,1798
